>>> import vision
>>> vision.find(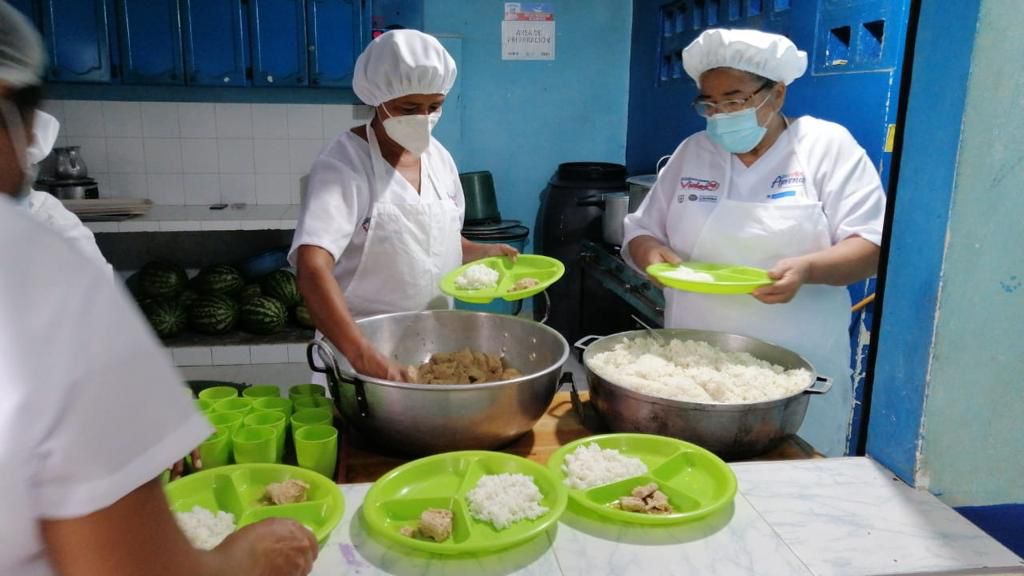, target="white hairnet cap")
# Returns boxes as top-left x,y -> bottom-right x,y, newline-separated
27,110 -> 59,165
353,30 -> 457,106
683,29 -> 807,86
0,1 -> 46,89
